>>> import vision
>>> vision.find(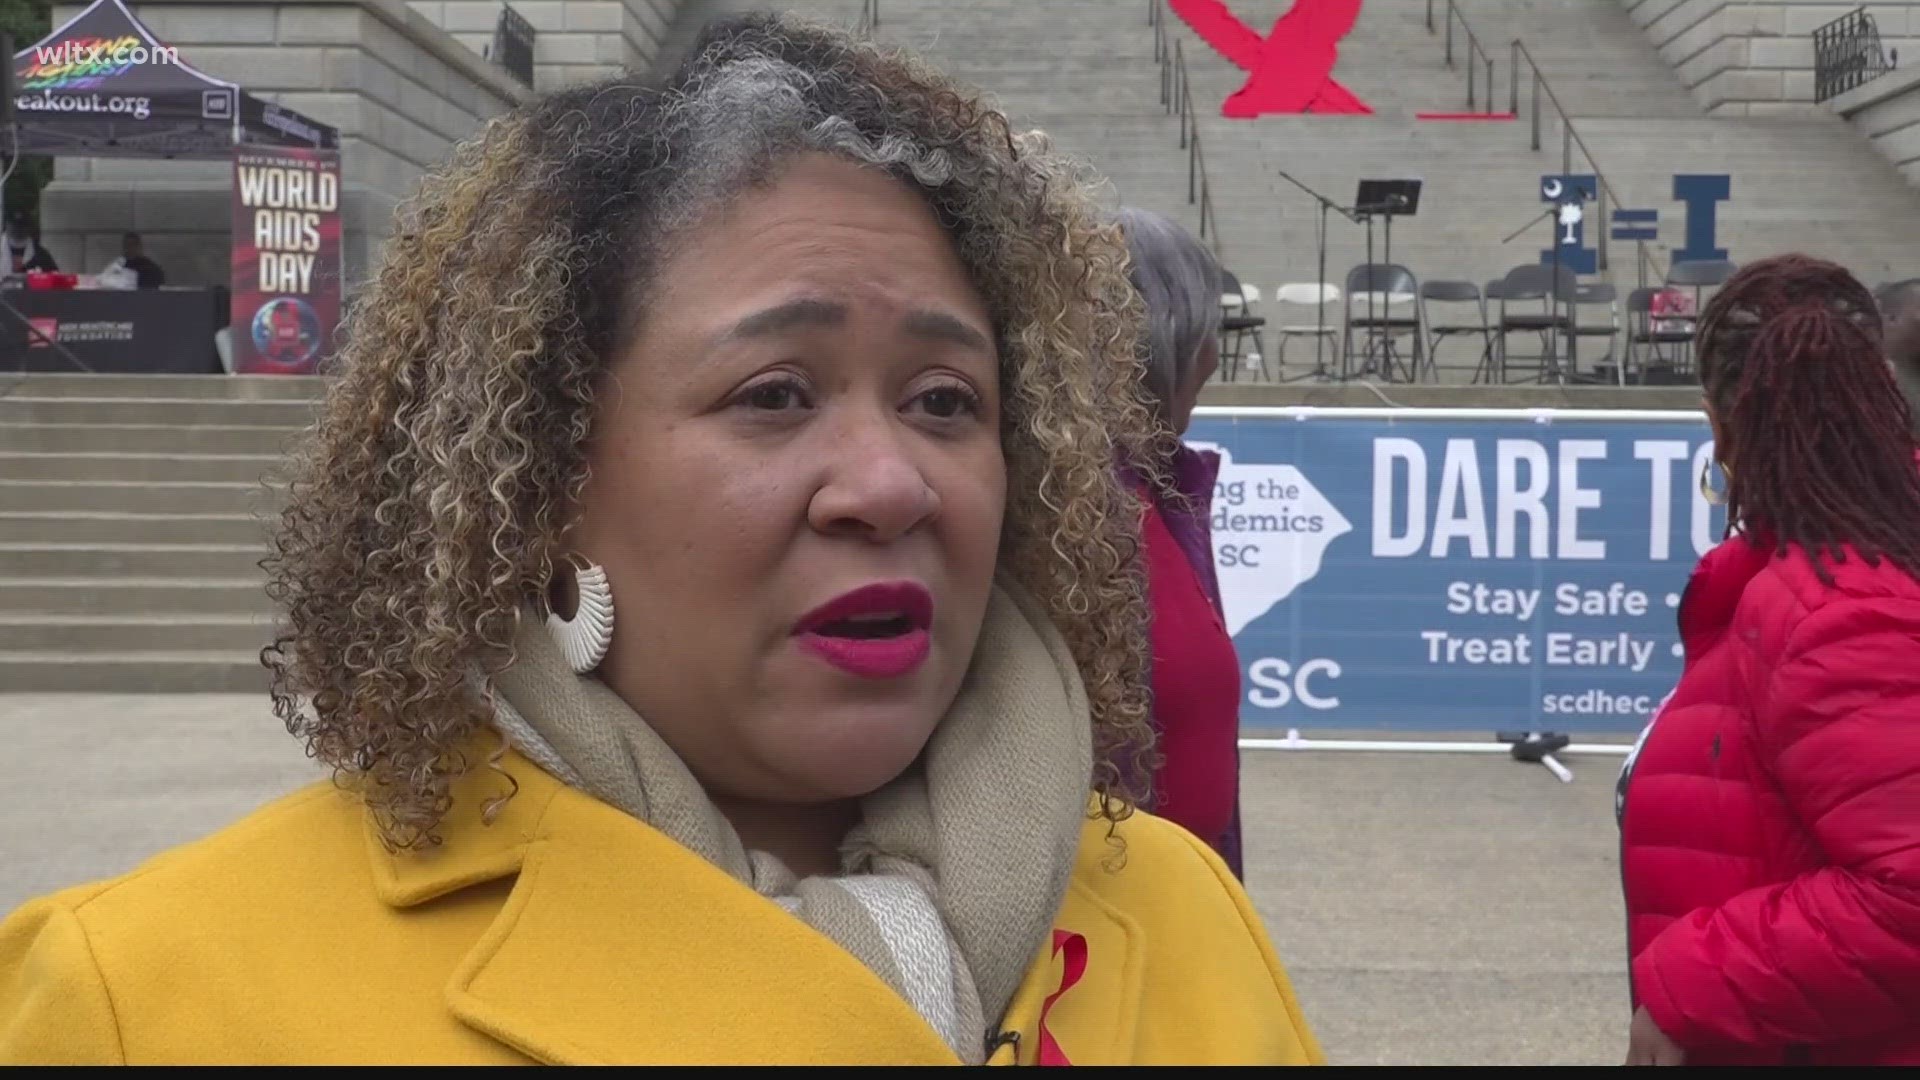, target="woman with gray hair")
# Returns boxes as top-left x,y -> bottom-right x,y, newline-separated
1114,208 -> 1246,879
0,15 -> 1320,1066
